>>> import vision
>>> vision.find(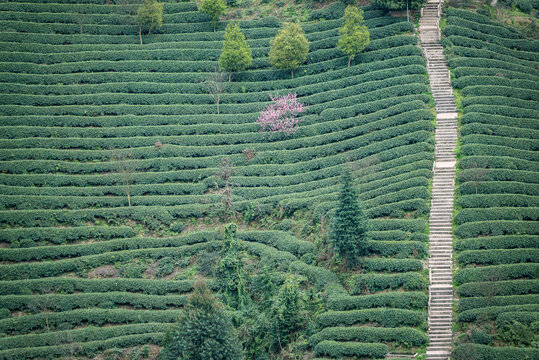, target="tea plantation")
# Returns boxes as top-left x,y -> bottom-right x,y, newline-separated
0,0 -> 438,358
0,0 -> 536,358
443,8 -> 539,360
